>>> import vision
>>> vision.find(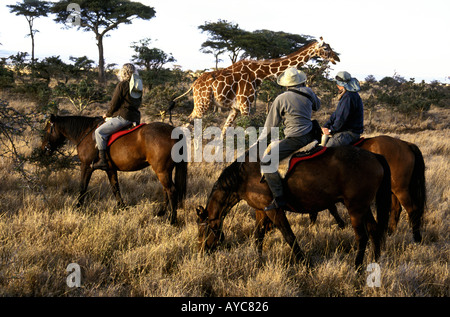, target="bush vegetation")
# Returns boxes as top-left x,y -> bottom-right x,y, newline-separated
0,34 -> 449,298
